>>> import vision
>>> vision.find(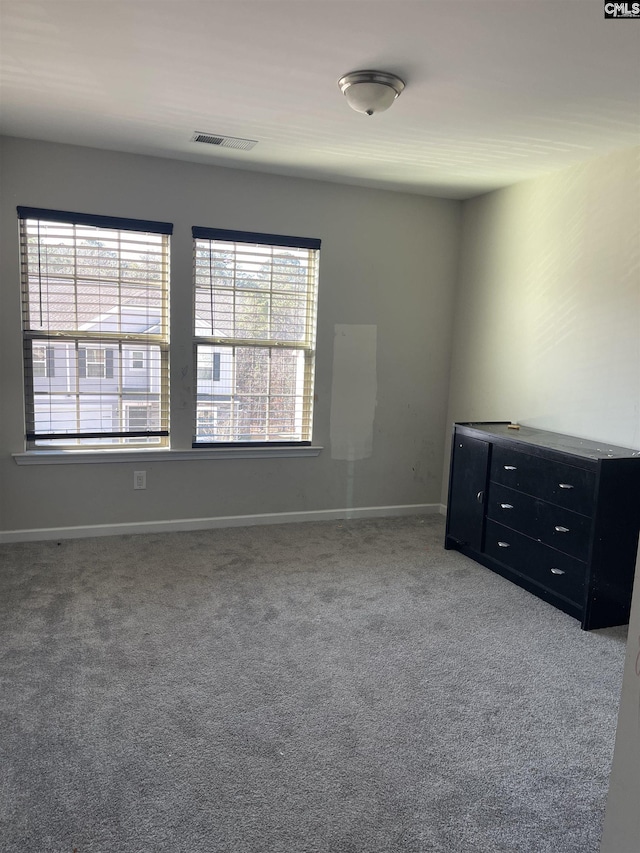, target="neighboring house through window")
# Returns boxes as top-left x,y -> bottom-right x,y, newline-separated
19,207 -> 171,448
192,227 -> 320,445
